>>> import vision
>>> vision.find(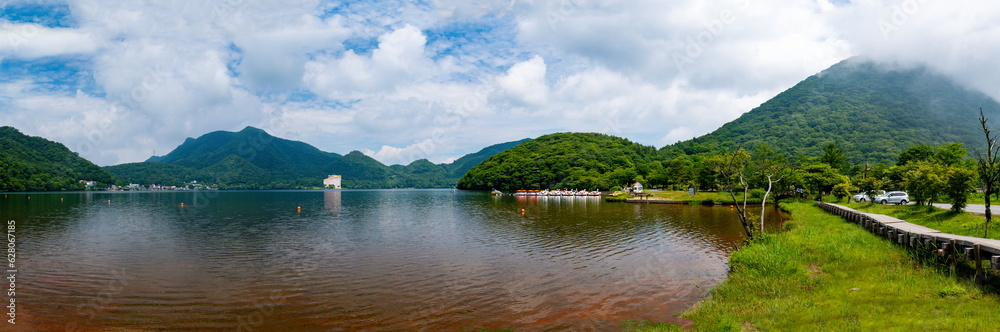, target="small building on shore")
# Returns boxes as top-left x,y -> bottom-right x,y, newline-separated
632,181 -> 644,193
324,175 -> 342,189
